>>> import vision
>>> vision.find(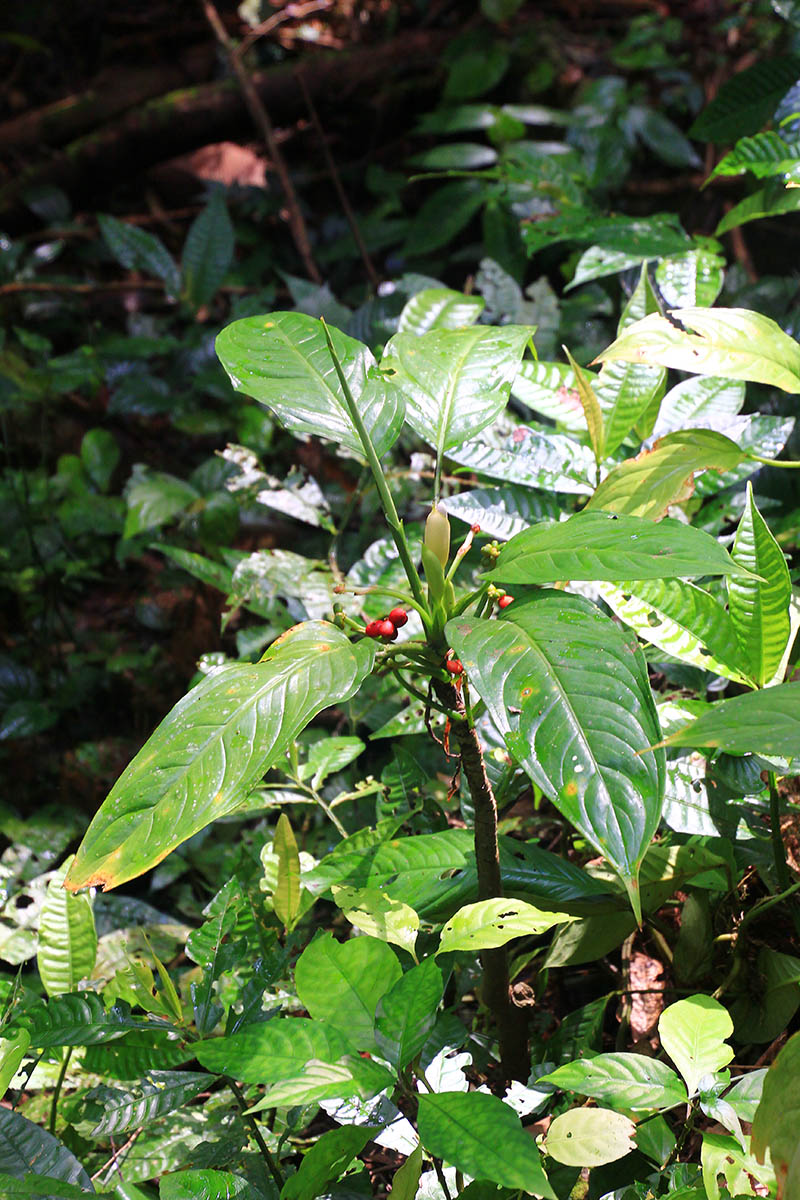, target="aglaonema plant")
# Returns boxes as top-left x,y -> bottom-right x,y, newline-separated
46,285 -> 800,1196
